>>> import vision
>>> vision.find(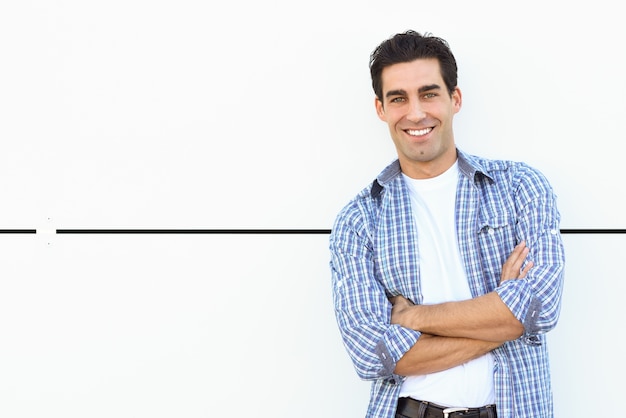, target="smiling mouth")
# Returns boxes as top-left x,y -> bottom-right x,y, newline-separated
406,127 -> 433,137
